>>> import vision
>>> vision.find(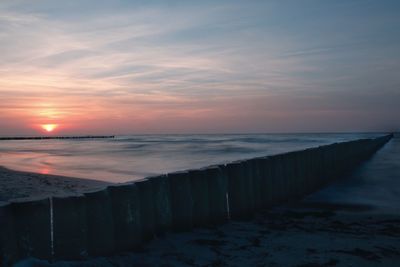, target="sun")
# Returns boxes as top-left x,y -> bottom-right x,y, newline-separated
41,124 -> 58,133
